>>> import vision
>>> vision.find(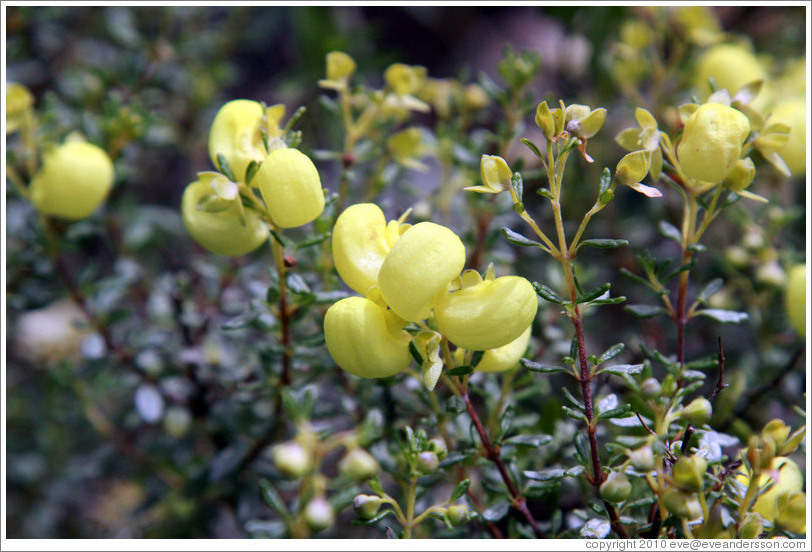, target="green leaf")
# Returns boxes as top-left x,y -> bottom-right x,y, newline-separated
511,172 -> 524,201
658,220 -> 682,243
577,282 -> 611,304
598,404 -> 633,420
245,160 -> 261,184
269,228 -> 287,247
562,406 -> 587,422
599,167 -> 612,195
295,232 -> 331,249
561,387 -> 585,410
536,187 -> 555,200
482,501 -> 510,522
590,296 -> 627,306
598,343 -> 625,364
695,309 -> 749,324
501,227 -> 542,248
286,272 -> 311,295
368,474 -> 384,496
259,480 -> 290,520
470,350 -> 485,368
524,468 -> 566,481
579,239 -> 629,249
663,258 -> 698,281
685,354 -> 719,371
215,153 -> 237,182
521,138 -> 544,161
504,434 -> 552,448
601,363 -> 644,377
446,396 -> 466,414
696,278 -> 724,305
619,267 -> 650,287
451,479 -> 471,501
408,341 -> 423,365
447,365 -> 473,377
533,282 -> 565,305
625,304 -> 663,318
521,358 -> 571,375
404,426 -> 419,454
